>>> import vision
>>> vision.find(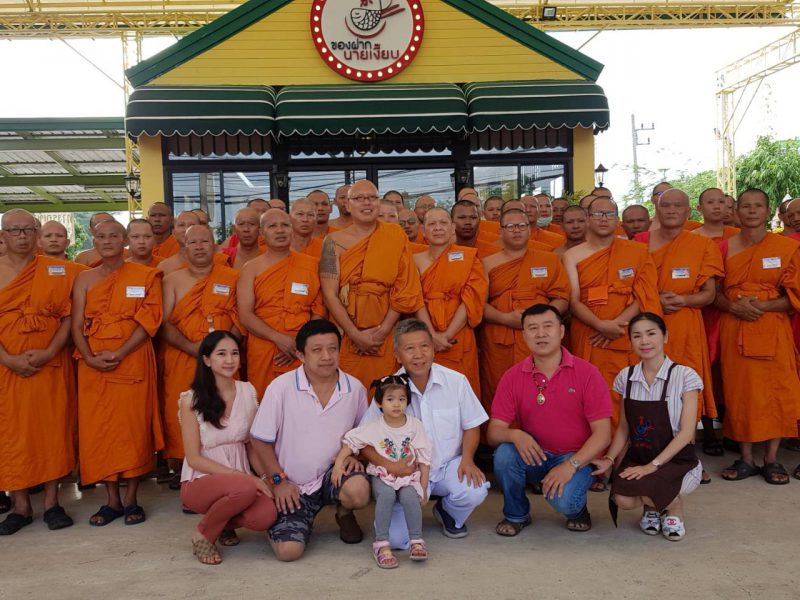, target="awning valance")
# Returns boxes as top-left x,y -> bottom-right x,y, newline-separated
125,86 -> 276,137
275,84 -> 468,137
465,80 -> 610,133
